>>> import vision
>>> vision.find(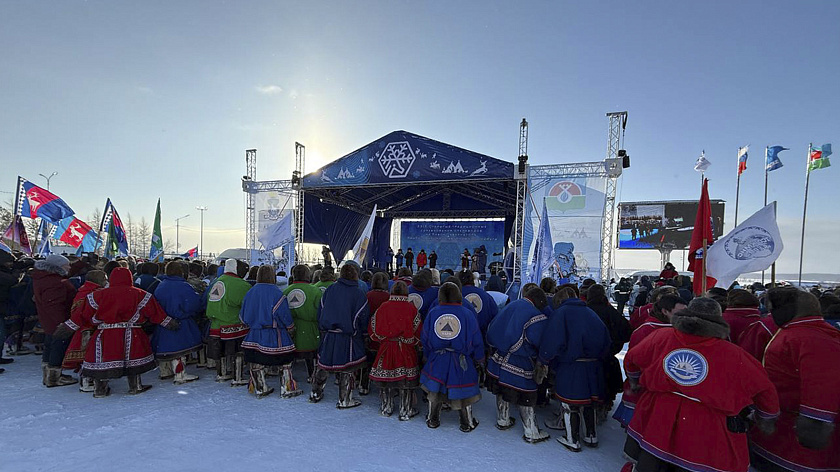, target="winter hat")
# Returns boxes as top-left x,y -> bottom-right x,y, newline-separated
671,296 -> 730,339
47,254 -> 70,270
430,268 -> 441,286
224,258 -> 238,274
